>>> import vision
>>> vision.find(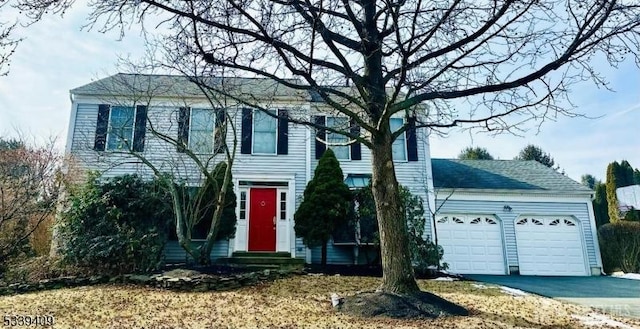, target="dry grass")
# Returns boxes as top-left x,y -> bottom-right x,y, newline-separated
0,275 -> 638,329
29,213 -> 54,257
